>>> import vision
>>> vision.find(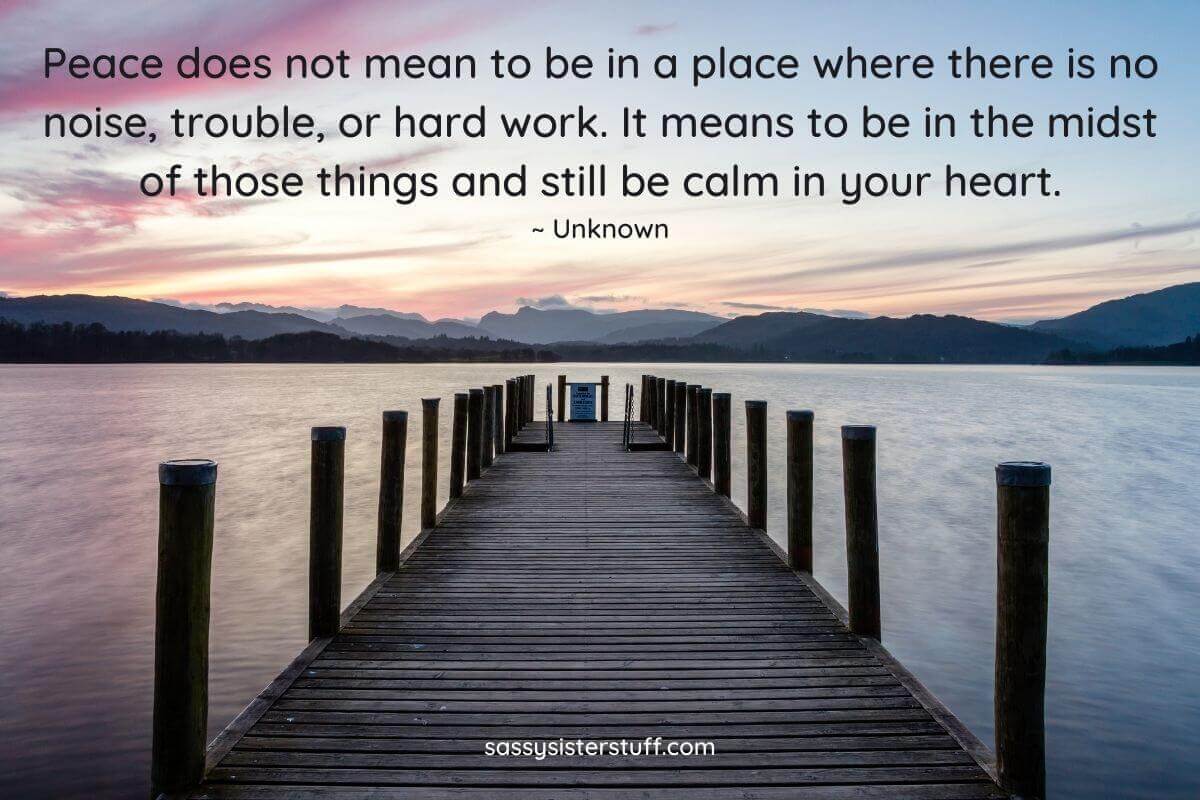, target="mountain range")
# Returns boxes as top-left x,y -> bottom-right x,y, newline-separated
1029,282 -> 1200,347
2,282 -> 1198,362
